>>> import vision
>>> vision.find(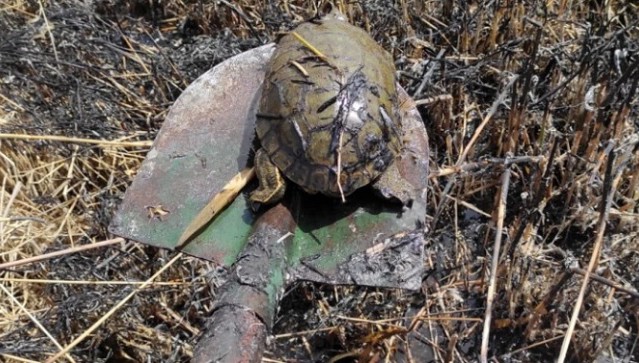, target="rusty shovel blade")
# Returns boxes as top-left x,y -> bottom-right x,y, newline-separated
109,44 -> 430,290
